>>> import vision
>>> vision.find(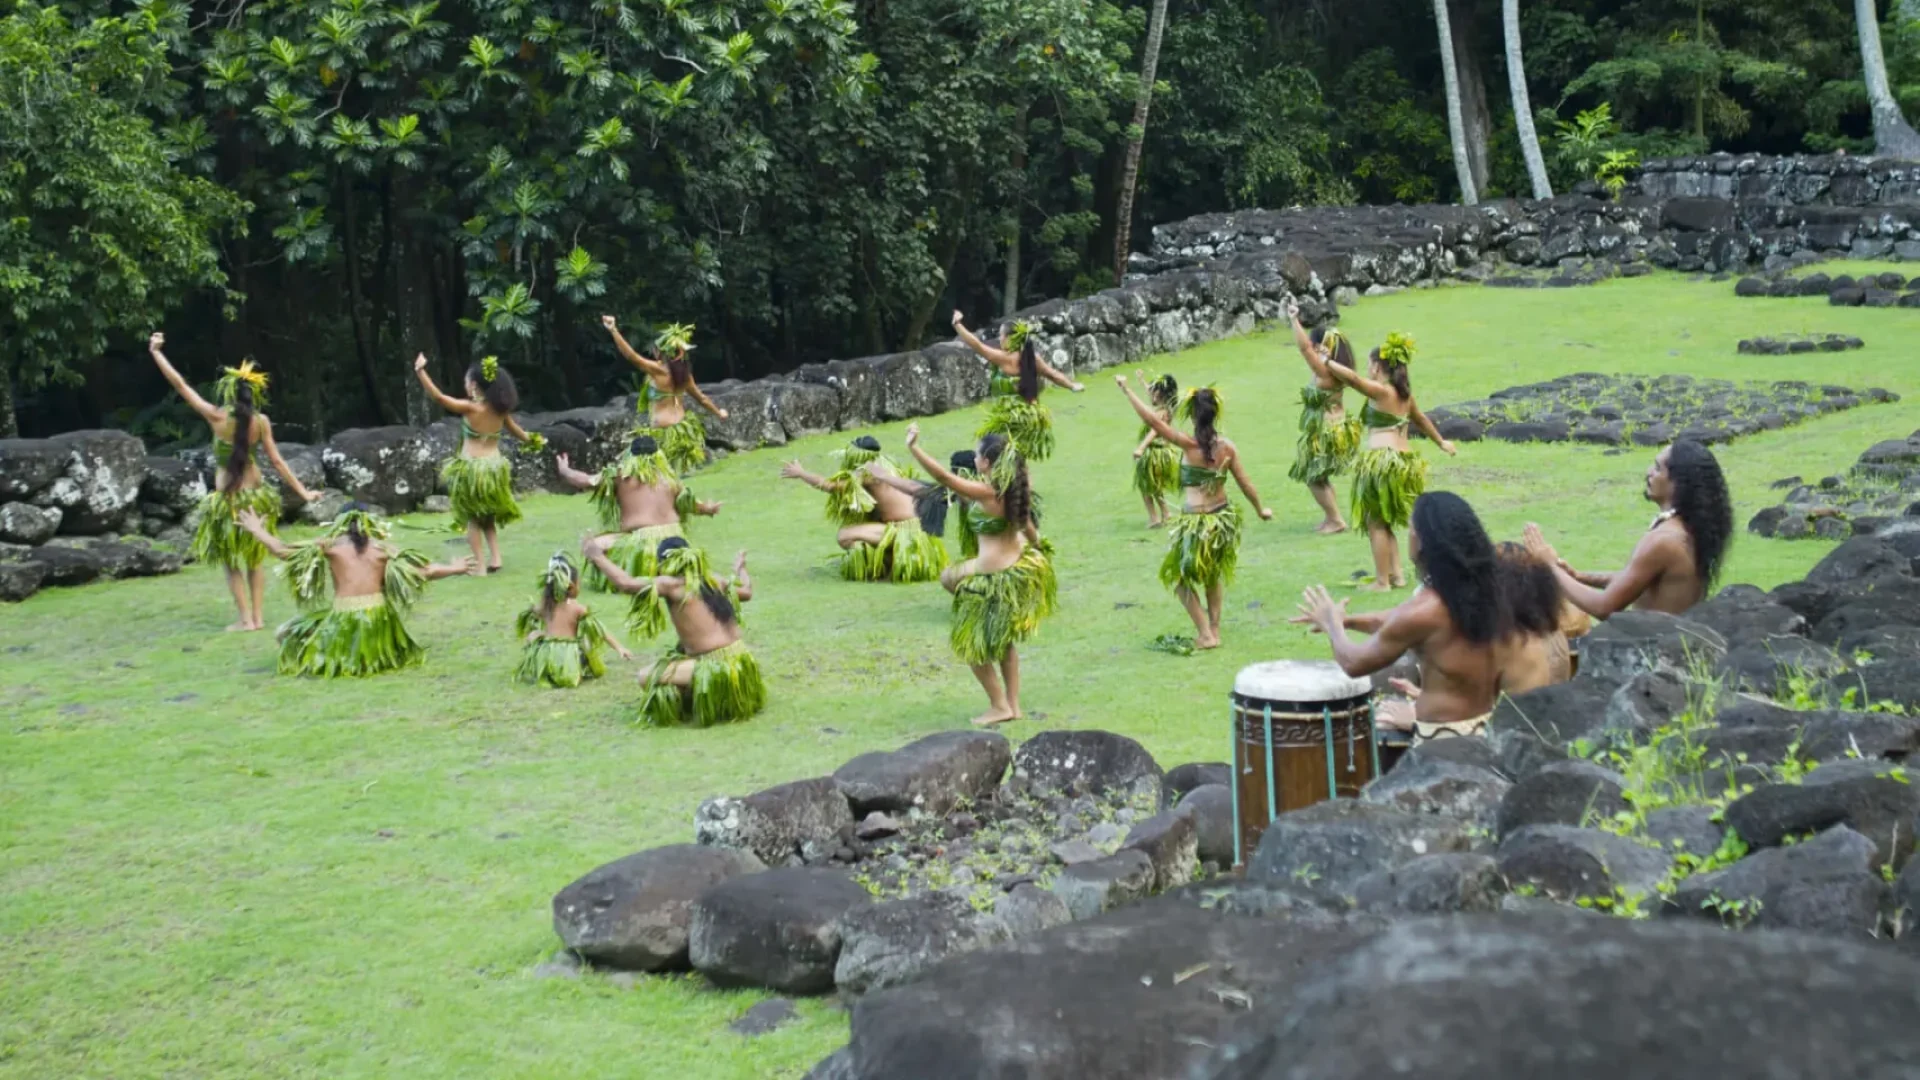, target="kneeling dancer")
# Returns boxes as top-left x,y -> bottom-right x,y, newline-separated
780,436 -> 947,583
1295,491 -> 1502,744
587,538 -> 765,727
904,425 -> 1057,727
557,436 -> 719,591
238,505 -> 470,677
516,553 -> 632,688
1118,377 -> 1272,649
